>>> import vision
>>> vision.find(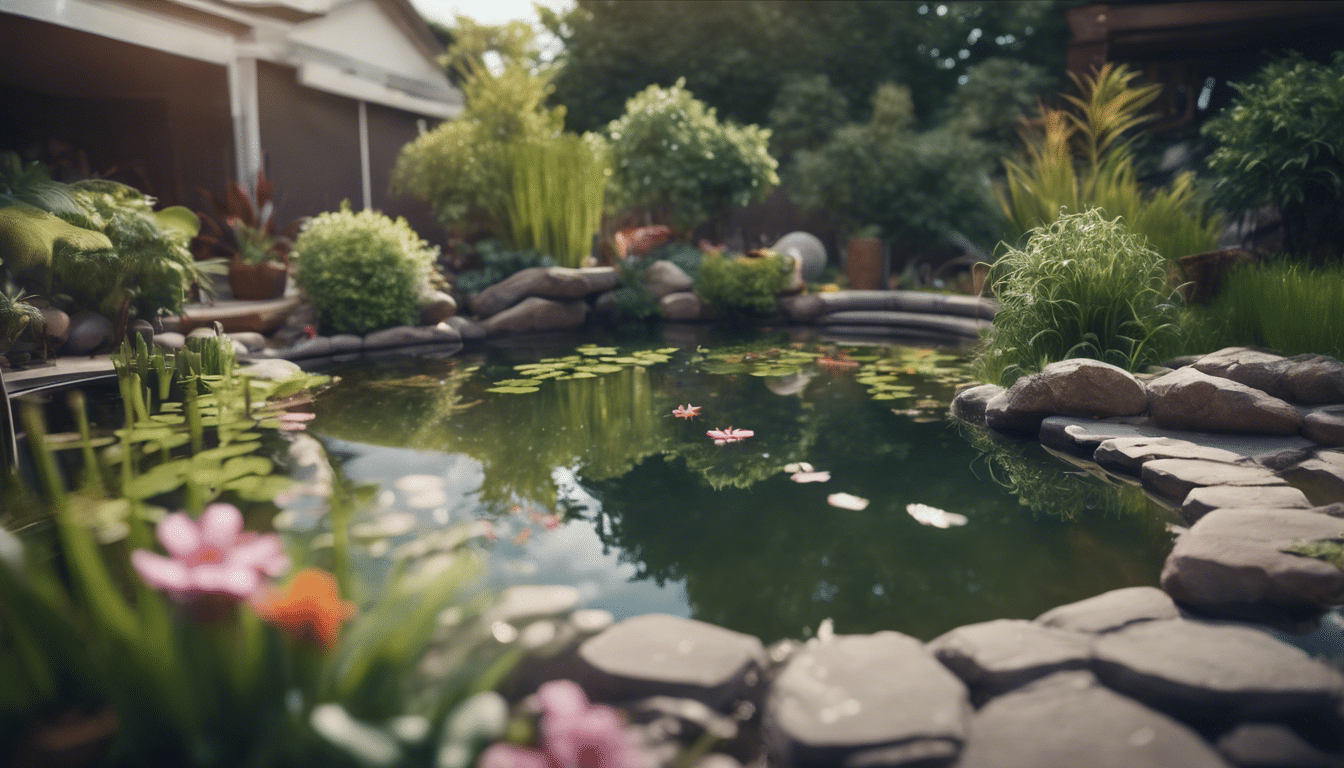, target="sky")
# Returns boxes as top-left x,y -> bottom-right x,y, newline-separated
409,0 -> 574,28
